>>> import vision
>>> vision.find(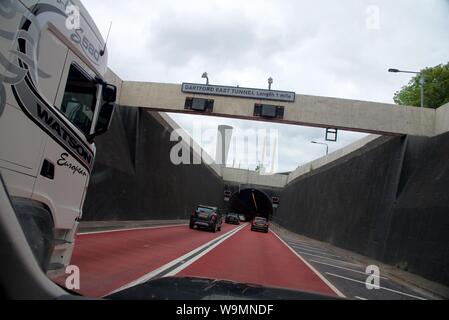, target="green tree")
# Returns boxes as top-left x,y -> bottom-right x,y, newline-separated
393,62 -> 449,108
